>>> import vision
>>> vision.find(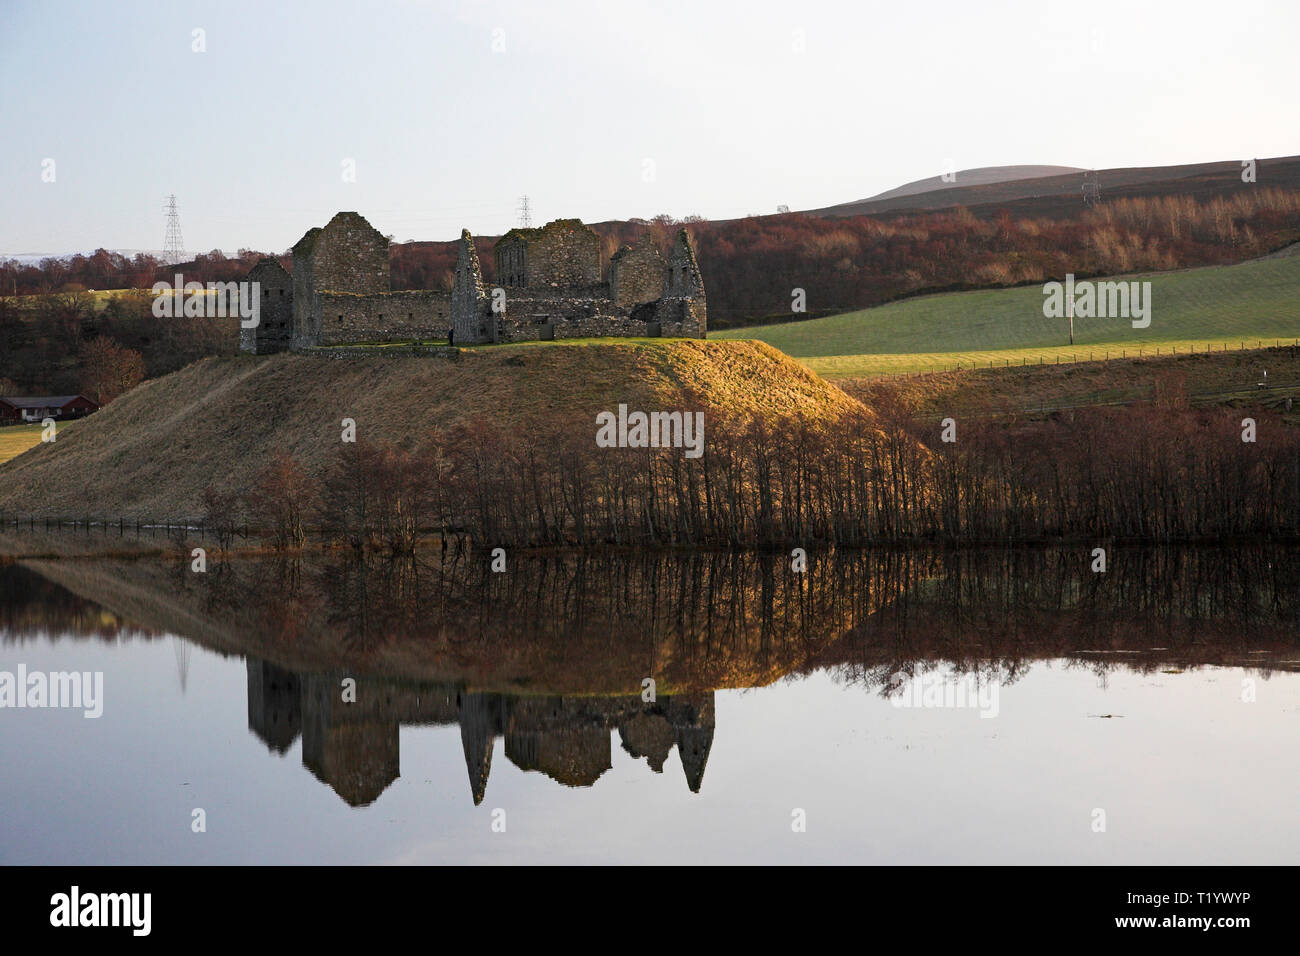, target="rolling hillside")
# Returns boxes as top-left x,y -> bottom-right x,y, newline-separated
715,253 -> 1300,379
